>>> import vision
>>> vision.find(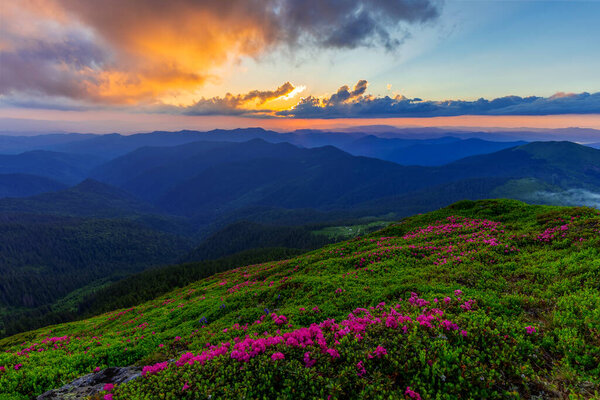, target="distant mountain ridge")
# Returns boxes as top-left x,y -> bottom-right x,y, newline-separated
0,179 -> 154,217
85,139 -> 600,223
0,128 -> 598,189
0,150 -> 104,184
338,135 -> 526,165
1,136 -> 599,227
0,128 -> 534,167
0,173 -> 66,198
2,126 -> 600,154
